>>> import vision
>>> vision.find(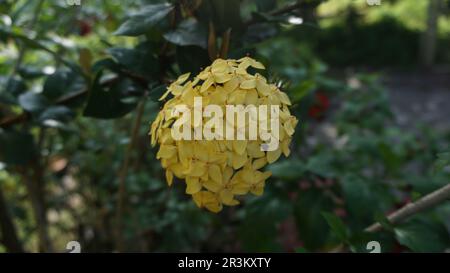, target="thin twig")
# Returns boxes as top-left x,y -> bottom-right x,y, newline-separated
329,183 -> 450,253
115,94 -> 148,252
